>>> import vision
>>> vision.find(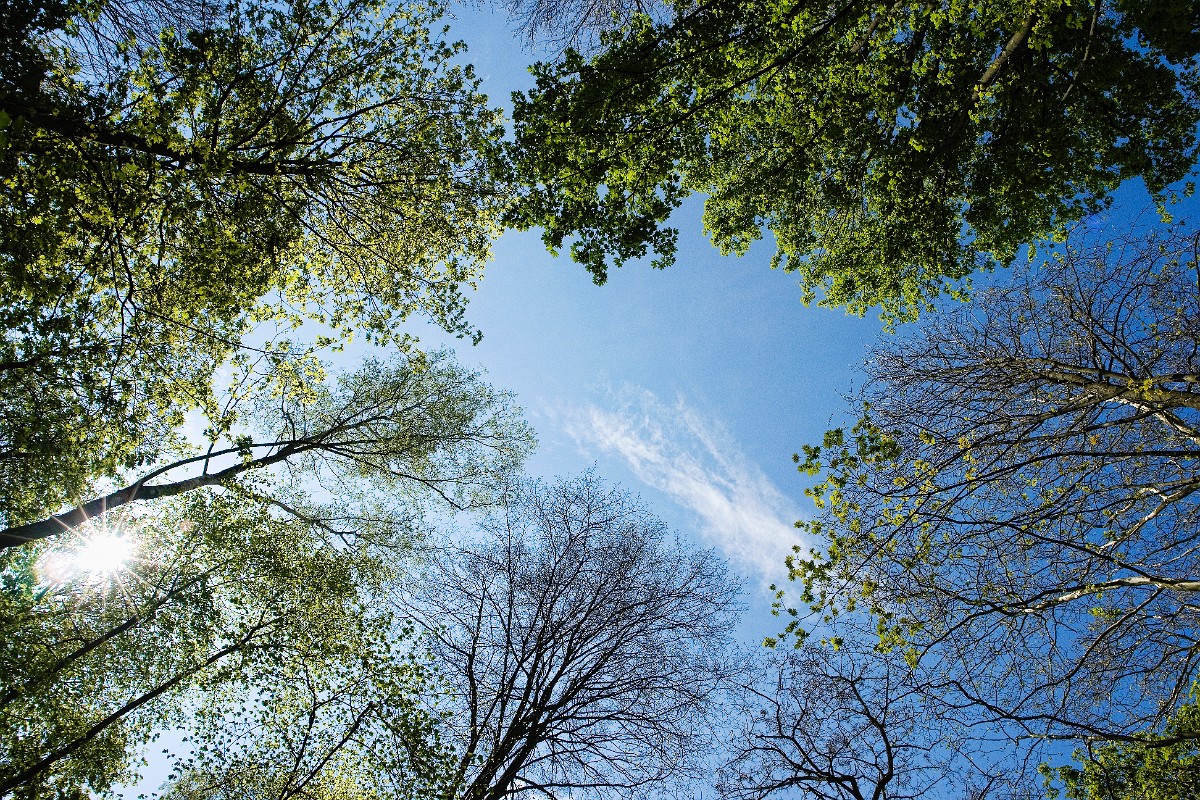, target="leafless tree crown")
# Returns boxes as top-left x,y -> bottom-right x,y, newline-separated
498,0 -> 670,50
794,223 -> 1200,750
411,473 -> 741,800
